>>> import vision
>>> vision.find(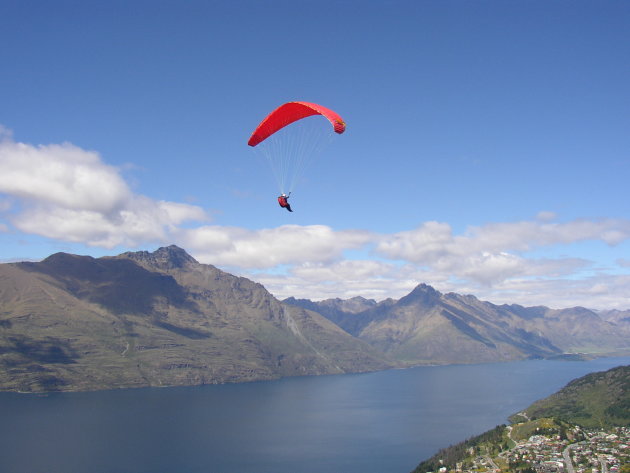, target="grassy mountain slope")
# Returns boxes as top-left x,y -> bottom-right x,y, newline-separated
0,246 -> 392,392
519,364 -> 630,428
